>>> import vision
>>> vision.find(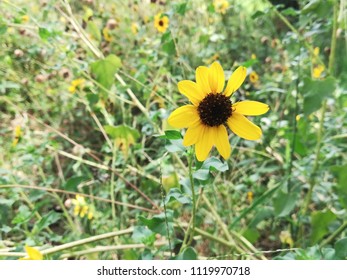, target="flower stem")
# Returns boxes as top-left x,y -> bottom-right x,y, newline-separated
179,149 -> 197,252
301,0 -> 339,217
